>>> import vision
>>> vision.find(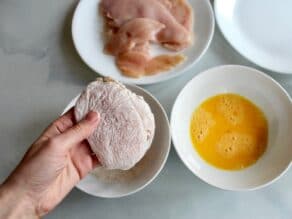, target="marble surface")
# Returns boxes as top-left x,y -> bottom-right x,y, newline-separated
0,0 -> 291,218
